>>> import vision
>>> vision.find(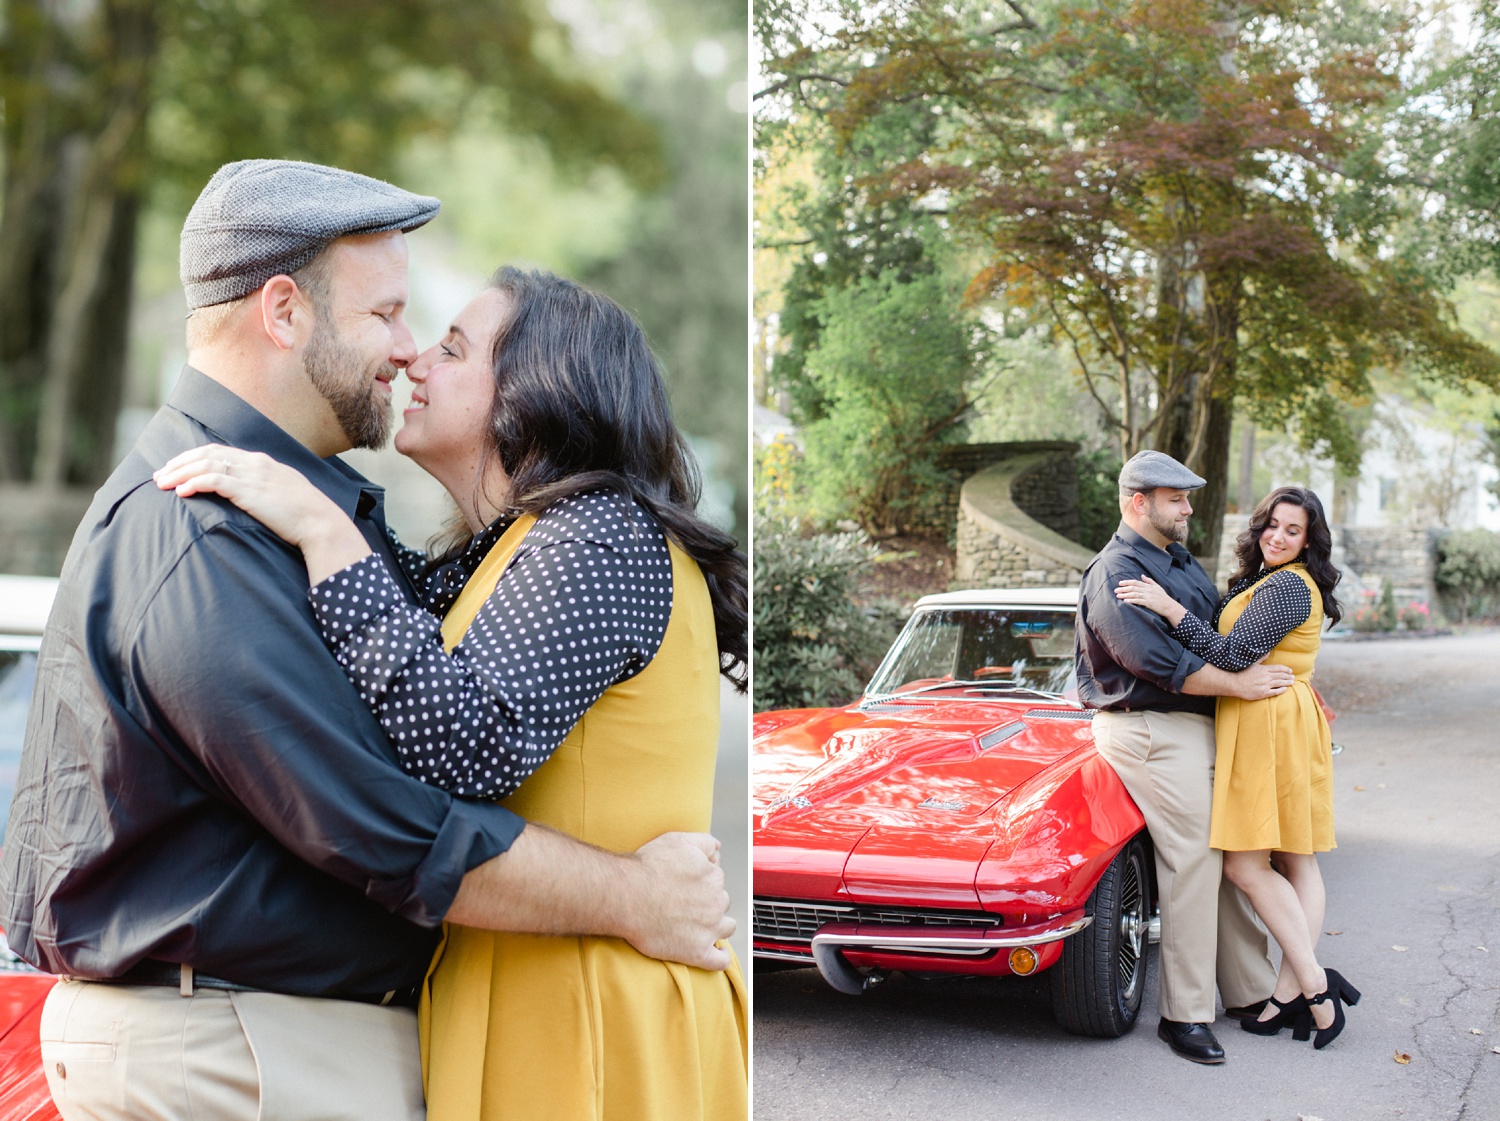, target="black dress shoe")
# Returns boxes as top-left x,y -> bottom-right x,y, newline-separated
1157,1018 -> 1227,1064
1224,999 -> 1268,1022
